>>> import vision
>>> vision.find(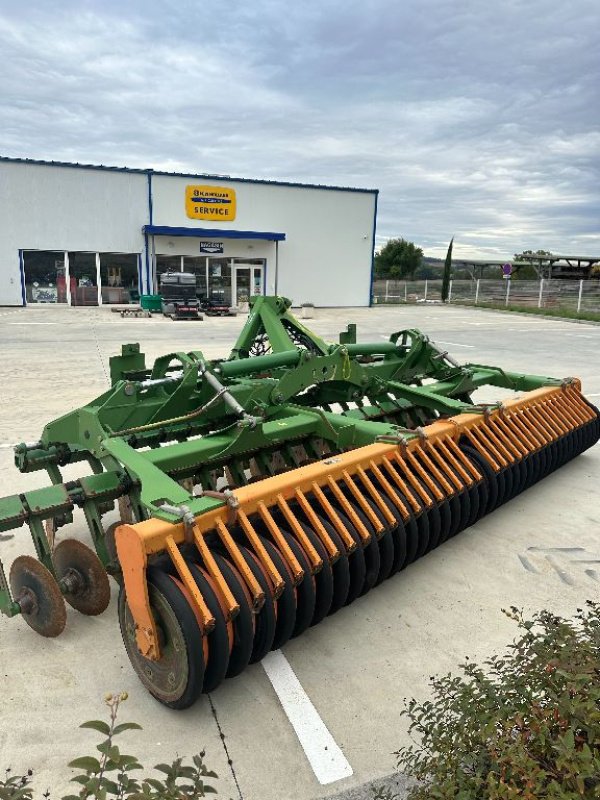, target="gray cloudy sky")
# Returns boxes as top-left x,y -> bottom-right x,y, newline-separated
1,0 -> 598,258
